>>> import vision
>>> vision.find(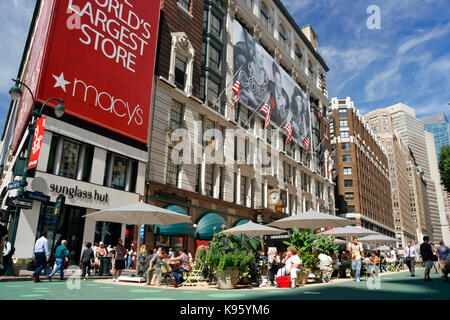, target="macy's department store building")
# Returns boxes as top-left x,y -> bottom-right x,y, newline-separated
0,111 -> 147,263
0,0 -> 160,264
